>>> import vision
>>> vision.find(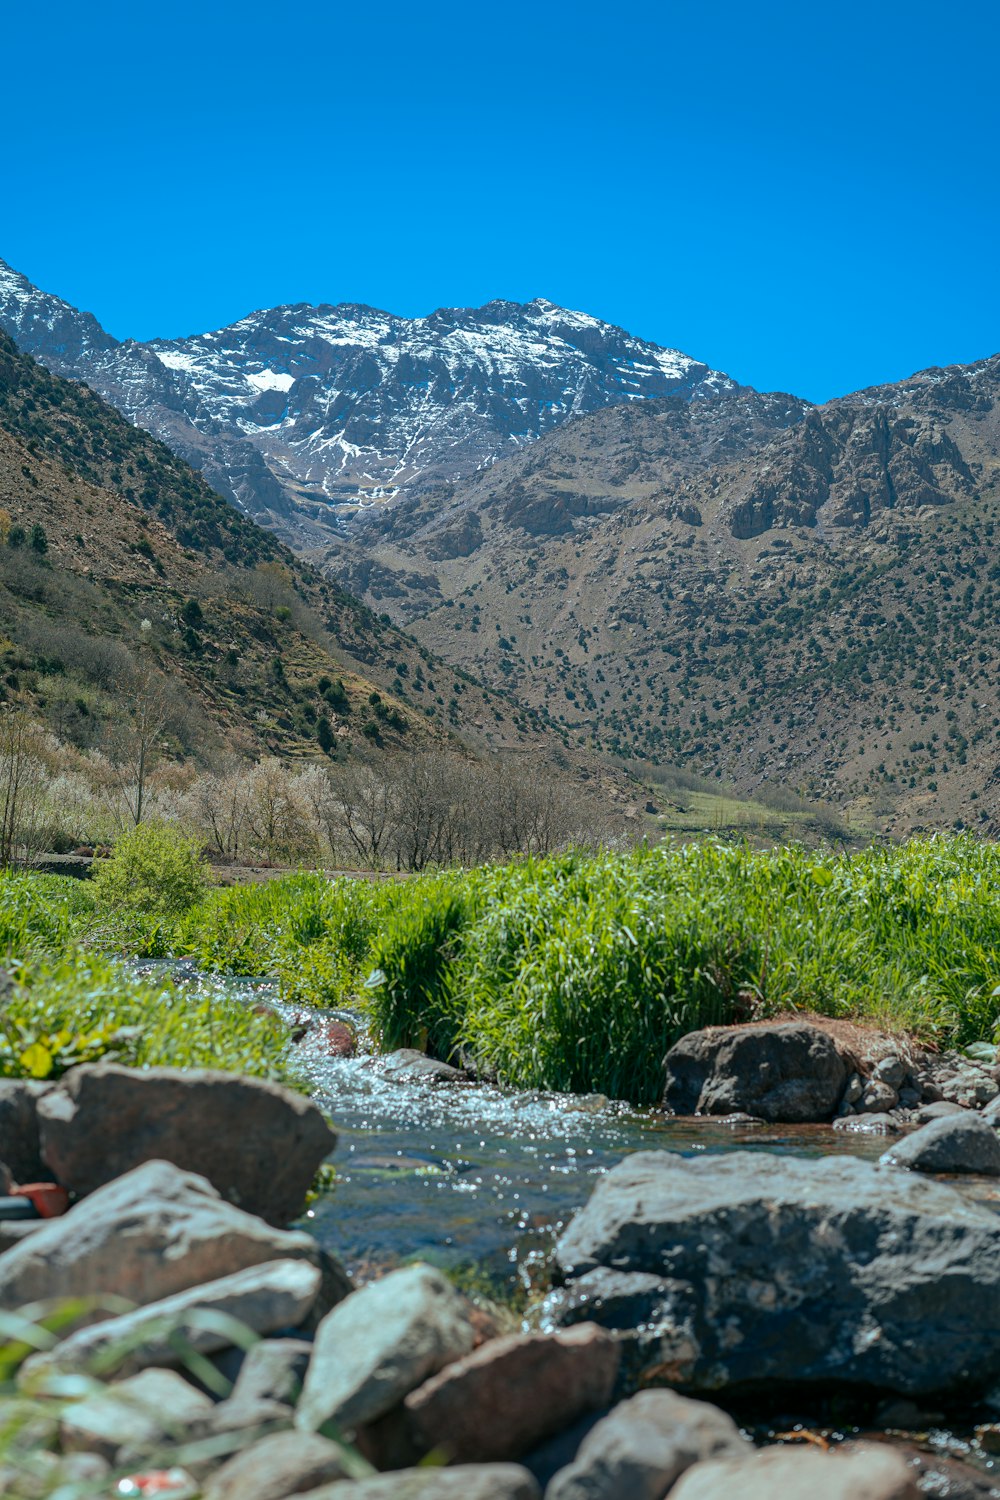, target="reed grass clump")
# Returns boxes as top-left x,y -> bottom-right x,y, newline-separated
353,836 -> 1000,1102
